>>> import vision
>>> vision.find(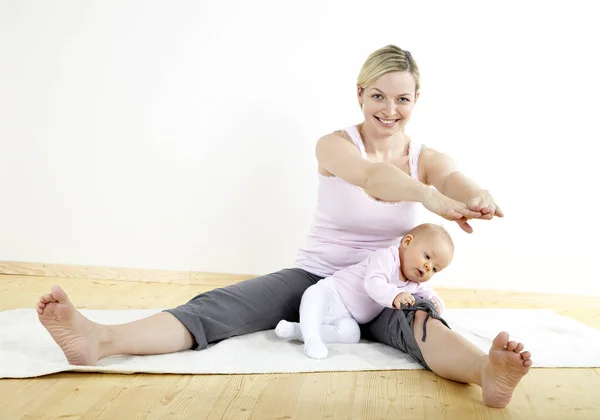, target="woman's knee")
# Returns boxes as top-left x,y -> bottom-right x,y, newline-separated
413,310 -> 428,322
412,309 -> 443,333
